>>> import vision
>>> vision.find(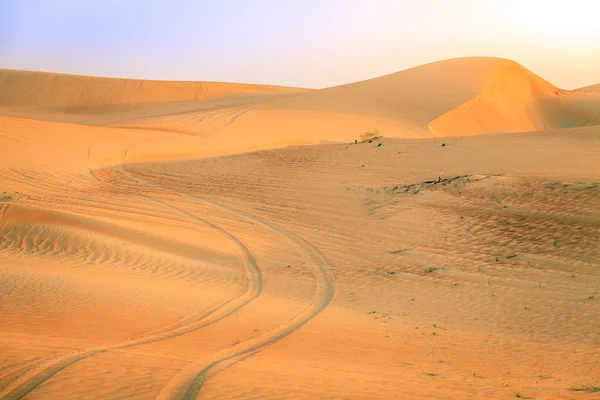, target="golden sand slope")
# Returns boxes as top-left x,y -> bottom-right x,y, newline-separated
430,62 -> 600,136
1,115 -> 599,399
